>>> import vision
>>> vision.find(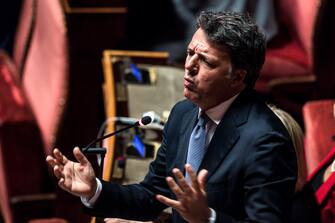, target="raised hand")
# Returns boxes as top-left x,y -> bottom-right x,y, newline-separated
46,147 -> 97,199
156,164 -> 210,223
